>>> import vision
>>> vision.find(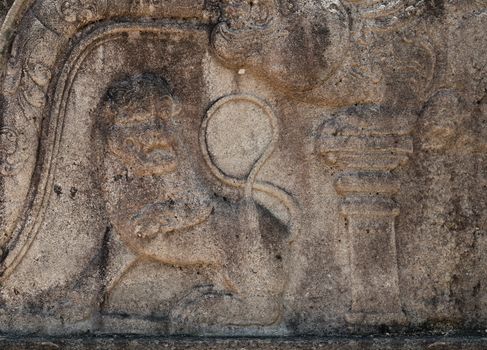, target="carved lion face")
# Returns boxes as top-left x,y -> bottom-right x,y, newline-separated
98,74 -> 213,251
102,73 -> 182,177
